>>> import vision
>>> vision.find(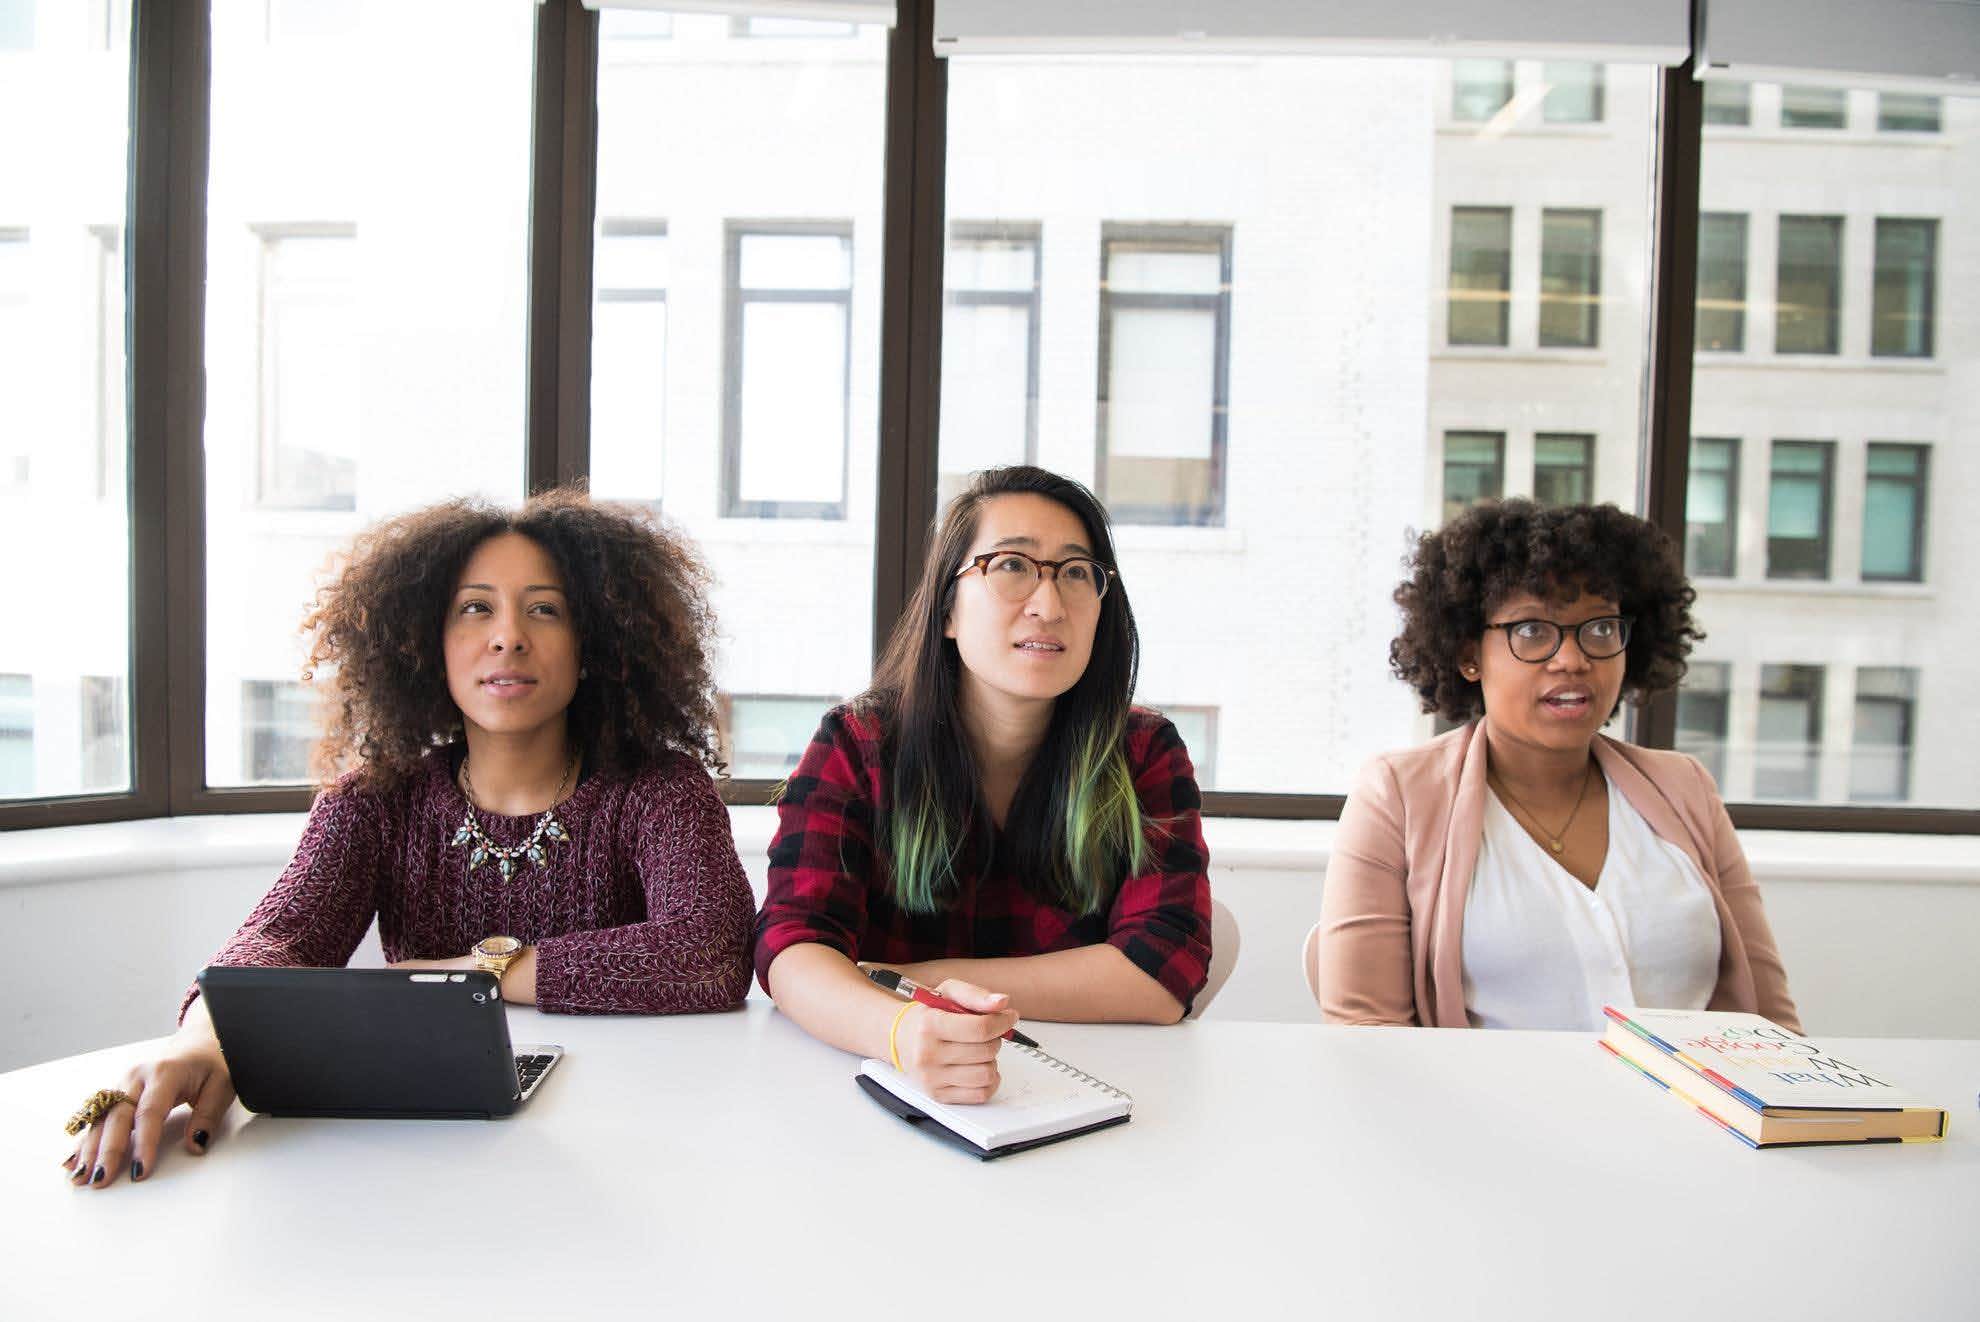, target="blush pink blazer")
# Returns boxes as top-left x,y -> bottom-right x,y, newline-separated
1315,722 -> 1800,1032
